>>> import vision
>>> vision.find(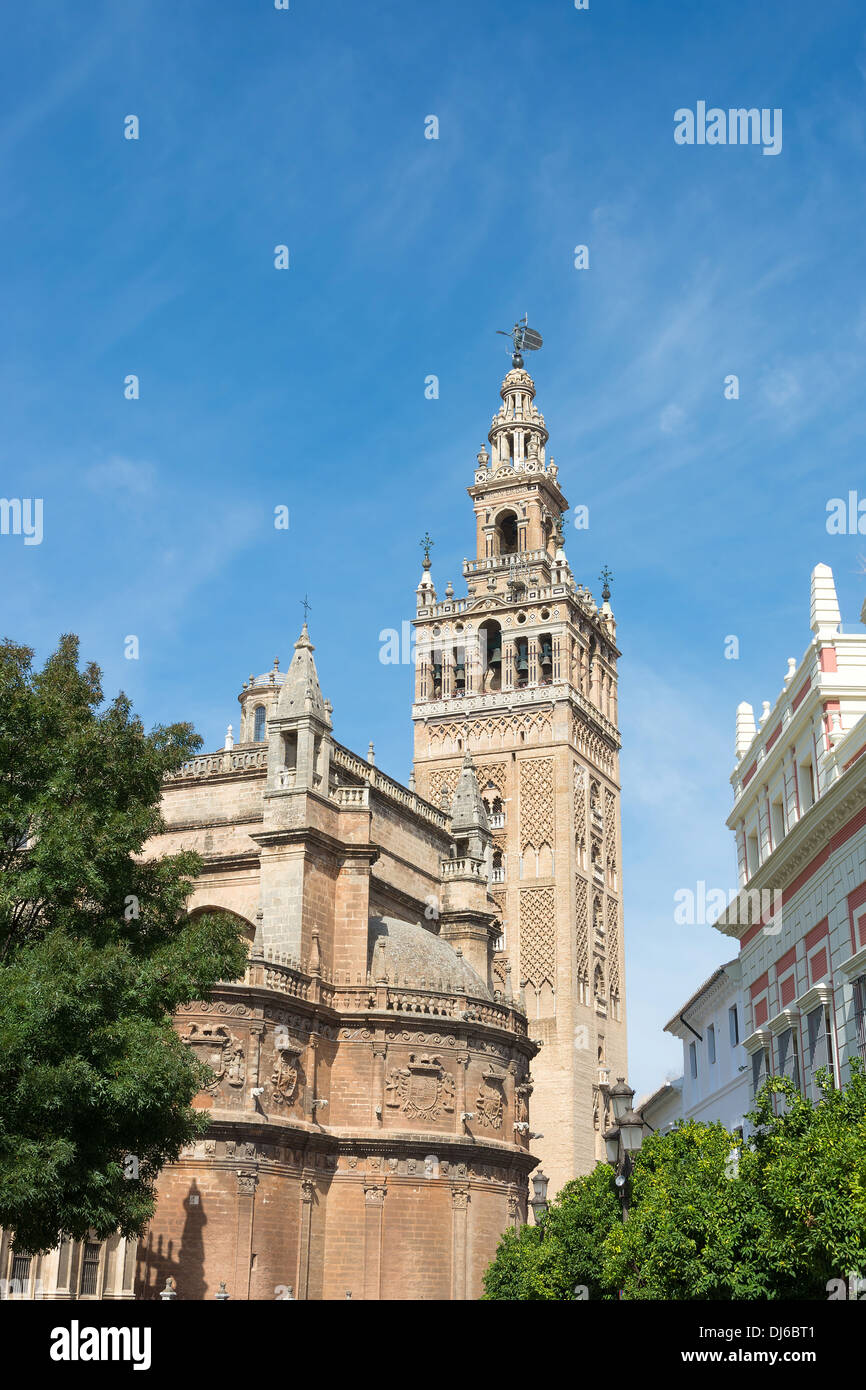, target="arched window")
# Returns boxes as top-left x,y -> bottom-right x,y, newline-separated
495,510 -> 519,555
253,705 -> 266,742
